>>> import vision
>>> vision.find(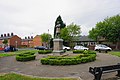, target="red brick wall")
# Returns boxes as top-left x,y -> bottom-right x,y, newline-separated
21,41 -> 28,46
0,40 -> 3,44
9,35 -> 21,47
21,40 -> 33,47
33,35 -> 42,47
